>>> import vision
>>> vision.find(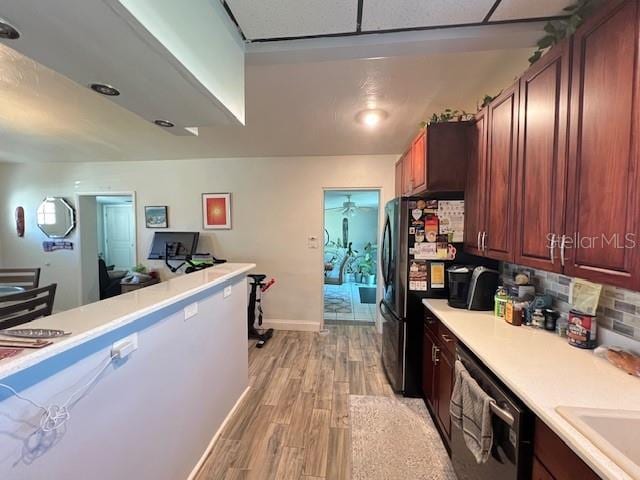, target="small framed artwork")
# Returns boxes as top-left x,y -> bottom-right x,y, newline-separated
145,206 -> 168,228
202,193 -> 231,229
